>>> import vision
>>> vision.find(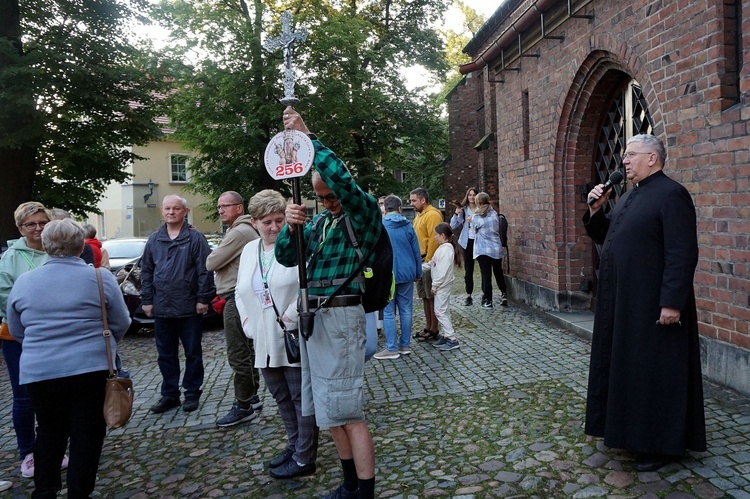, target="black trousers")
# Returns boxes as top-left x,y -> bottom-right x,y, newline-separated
462,239 -> 475,295
477,255 -> 507,303
25,370 -> 108,499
